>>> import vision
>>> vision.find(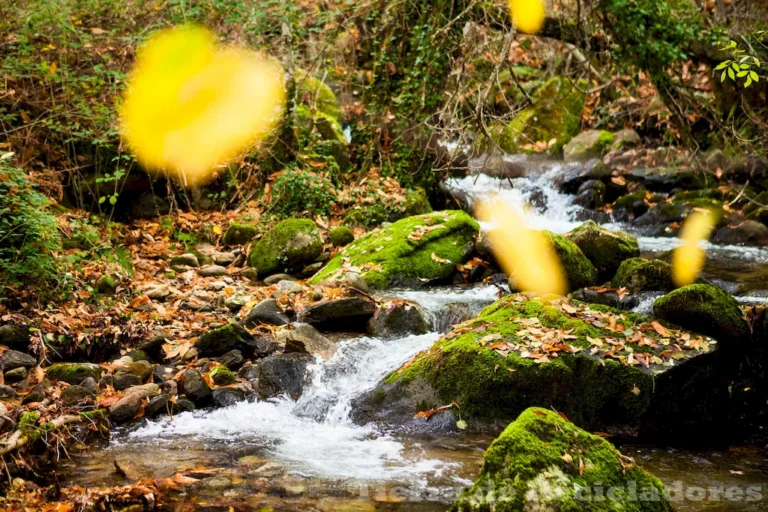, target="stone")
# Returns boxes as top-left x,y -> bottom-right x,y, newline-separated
110,393 -> 142,423
222,222 -> 258,246
612,258 -> 674,292
1,350 -> 37,371
46,363 -> 103,385
80,377 -> 98,394
264,273 -> 296,285
311,211 -> 479,289
217,349 -> 244,369
195,323 -> 258,357
713,221 -> 768,246
21,381 -> 49,403
213,252 -> 236,266
0,385 -> 17,399
3,366 -> 27,381
210,365 -> 237,385
653,284 -> 750,344
225,294 -> 249,312
170,253 -> 200,268
452,408 -> 673,511
435,302 -> 473,333
61,385 -> 92,406
342,272 -> 370,294
243,299 -> 291,327
278,323 -> 336,358
197,265 -> 227,277
573,287 -> 640,310
563,129 -> 613,160
298,297 -> 376,331
145,394 -> 173,418
301,262 -> 324,276
329,226 -> 355,247
628,167 -> 714,193
136,334 -> 168,362
128,360 -> 153,381
181,369 -> 212,405
611,128 -> 641,150
248,219 -> 323,276
0,324 -> 31,352
566,221 -> 640,282
212,387 -> 246,408
367,300 -> 430,338
114,373 -> 142,391
238,364 -> 260,382
258,353 -> 314,400
276,280 -> 306,294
